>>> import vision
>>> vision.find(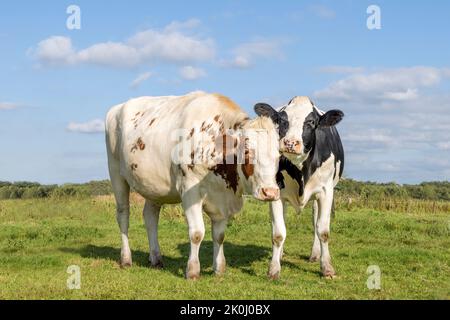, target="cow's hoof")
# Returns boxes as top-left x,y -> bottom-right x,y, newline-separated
186,272 -> 200,281
120,260 -> 132,268
186,260 -> 200,280
321,266 -> 336,279
268,261 -> 281,280
150,260 -> 164,269
268,265 -> 281,280
214,264 -> 226,276
309,255 -> 320,263
120,250 -> 132,268
268,270 -> 280,281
